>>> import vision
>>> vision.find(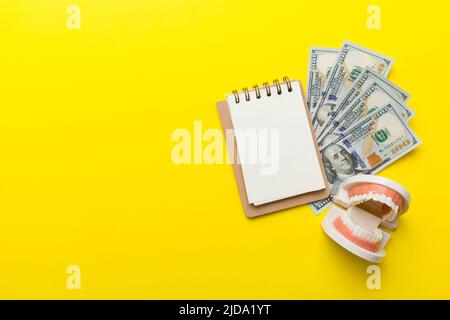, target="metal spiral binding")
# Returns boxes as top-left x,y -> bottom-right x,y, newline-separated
253,85 -> 261,99
262,82 -> 271,96
232,90 -> 240,103
283,76 -> 292,92
232,77 -> 292,103
273,79 -> 282,95
242,87 -> 250,101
